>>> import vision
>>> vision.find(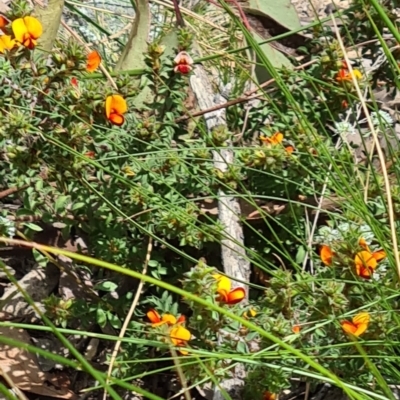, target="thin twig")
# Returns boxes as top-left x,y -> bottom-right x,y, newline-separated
102,237 -> 153,400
